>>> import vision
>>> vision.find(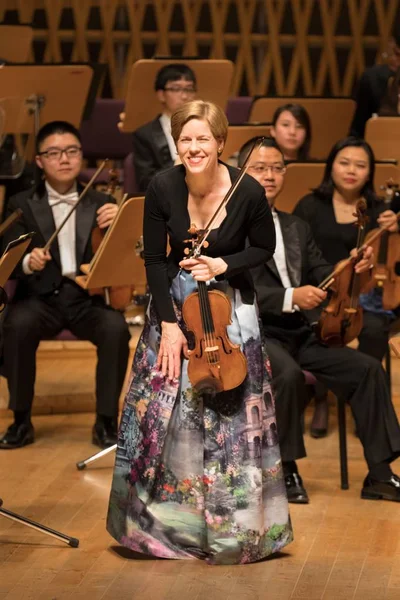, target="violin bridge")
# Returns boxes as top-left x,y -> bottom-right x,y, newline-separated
205,345 -> 219,352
